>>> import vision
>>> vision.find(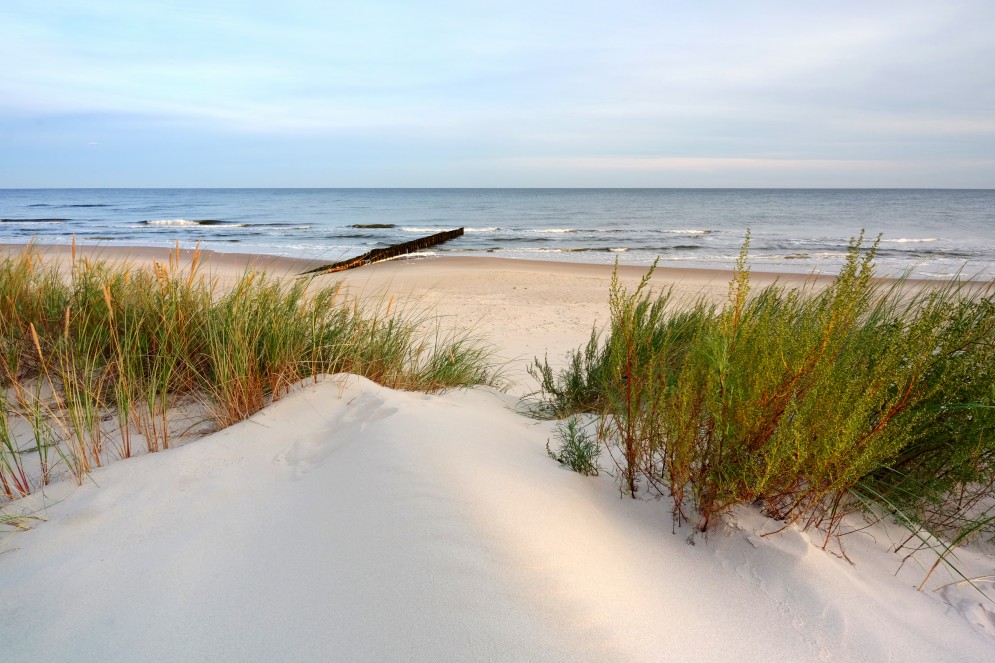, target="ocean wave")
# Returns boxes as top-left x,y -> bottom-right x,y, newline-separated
584,245 -> 703,253
349,224 -> 396,229
594,228 -> 710,236
401,225 -> 497,234
914,249 -> 974,259
526,228 -> 575,234
1,218 -> 68,223
145,219 -> 215,226
490,236 -> 552,243
144,219 -> 243,227
21,203 -> 111,209
873,246 -> 975,259
663,254 -> 740,262
256,224 -> 311,230
881,238 -> 938,243
785,252 -> 851,260
560,247 -> 631,253
334,233 -> 388,240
